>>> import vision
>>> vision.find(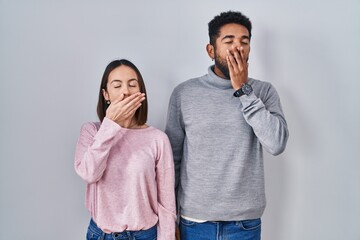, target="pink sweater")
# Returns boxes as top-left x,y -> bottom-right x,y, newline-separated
74,118 -> 176,239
